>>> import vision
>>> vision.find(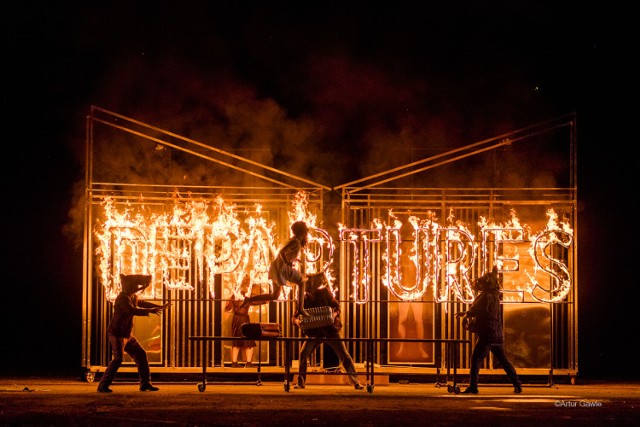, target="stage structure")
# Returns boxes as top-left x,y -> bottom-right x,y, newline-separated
335,114 -> 577,383
81,106 -> 330,381
81,106 -> 578,384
